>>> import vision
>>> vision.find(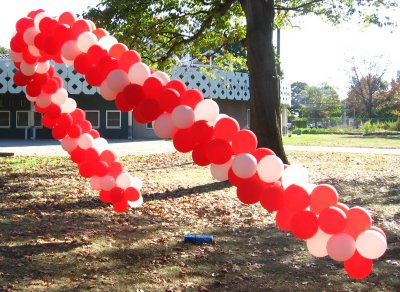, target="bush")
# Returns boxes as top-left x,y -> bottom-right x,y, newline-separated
292,118 -> 307,128
362,120 -> 377,134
